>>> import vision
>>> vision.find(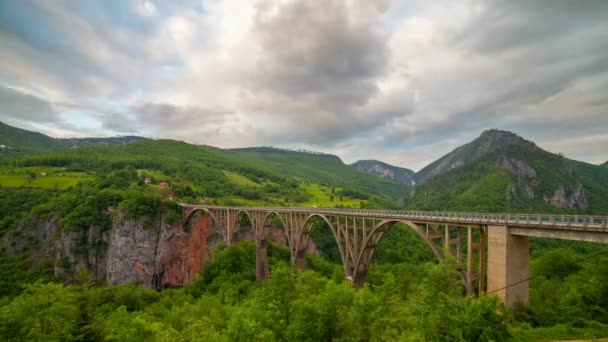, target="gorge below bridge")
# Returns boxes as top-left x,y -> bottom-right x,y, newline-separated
181,204 -> 608,308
